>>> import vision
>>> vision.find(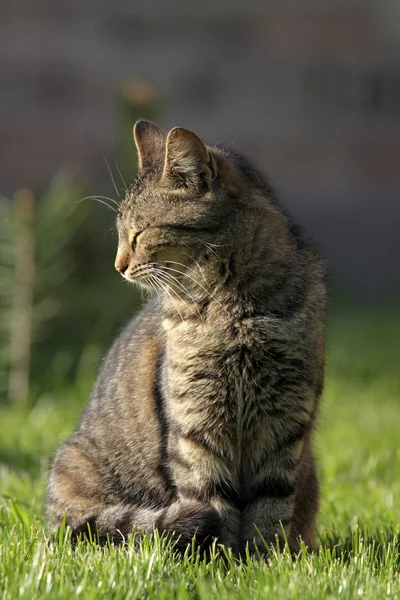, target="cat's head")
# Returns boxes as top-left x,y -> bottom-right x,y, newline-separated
115,120 -> 287,303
